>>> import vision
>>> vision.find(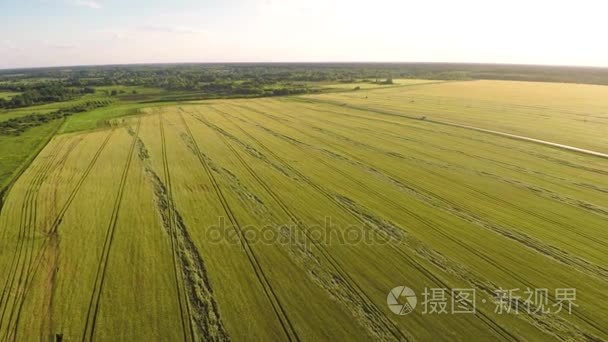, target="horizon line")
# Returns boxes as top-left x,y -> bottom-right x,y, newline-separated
2,61 -> 608,72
